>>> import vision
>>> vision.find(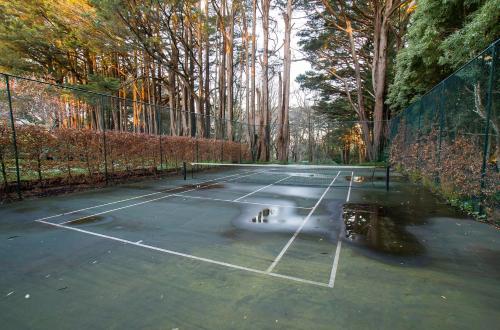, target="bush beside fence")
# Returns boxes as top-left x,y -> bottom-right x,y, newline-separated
389,39 -> 499,222
0,122 -> 250,199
